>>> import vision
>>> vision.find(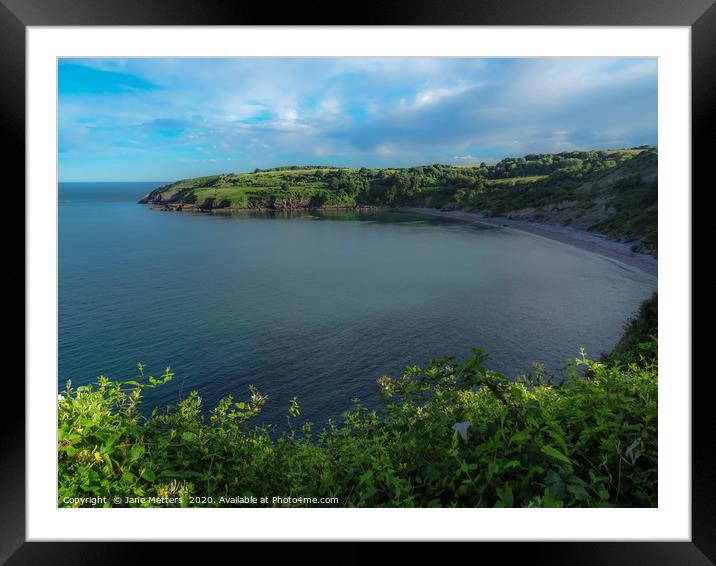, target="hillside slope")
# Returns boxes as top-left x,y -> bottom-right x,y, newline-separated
139,148 -> 658,253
